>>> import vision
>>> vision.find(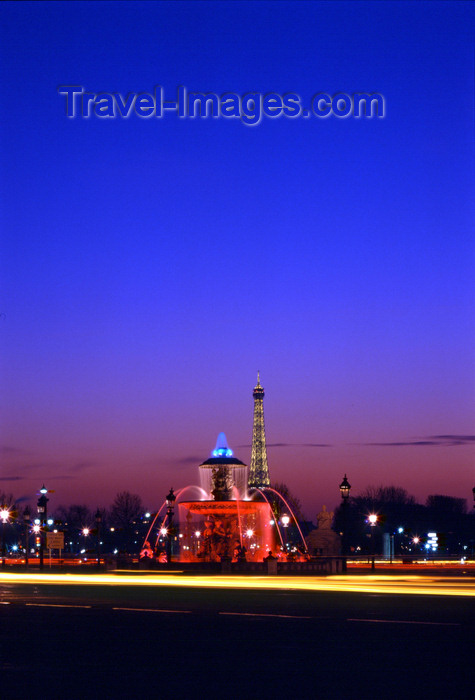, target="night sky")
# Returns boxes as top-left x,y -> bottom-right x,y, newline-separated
1,1 -> 474,519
